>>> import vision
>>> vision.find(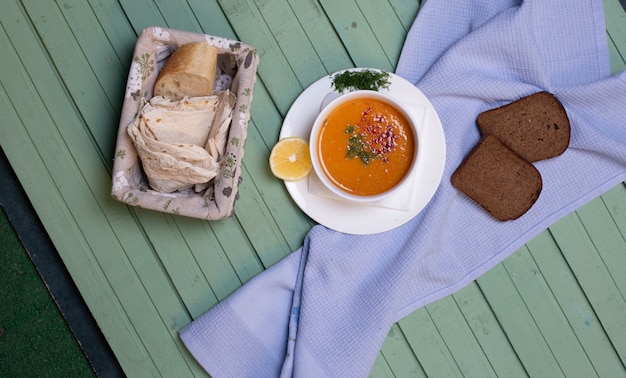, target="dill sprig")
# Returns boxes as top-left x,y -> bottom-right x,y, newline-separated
331,69 -> 391,93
